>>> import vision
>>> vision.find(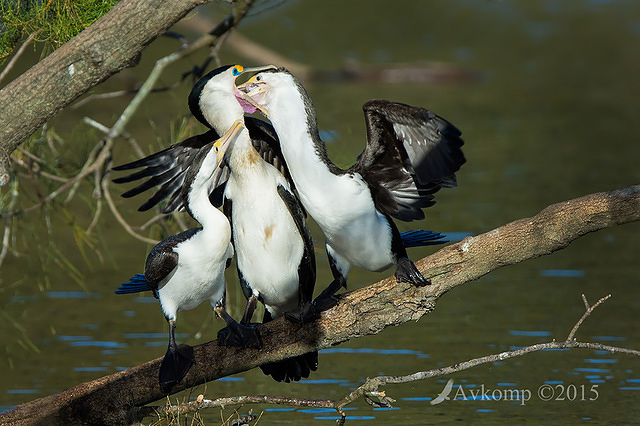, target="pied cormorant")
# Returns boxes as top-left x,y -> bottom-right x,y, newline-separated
238,67 -> 465,307
115,120 -> 245,393
113,65 -> 318,383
